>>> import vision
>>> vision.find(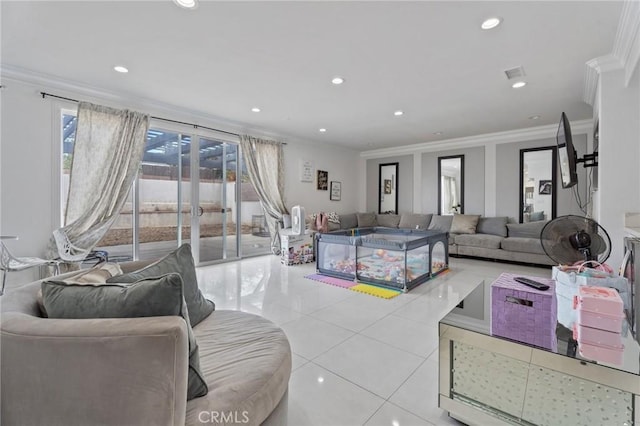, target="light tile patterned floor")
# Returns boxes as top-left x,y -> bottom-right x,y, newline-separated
197,256 -> 551,426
